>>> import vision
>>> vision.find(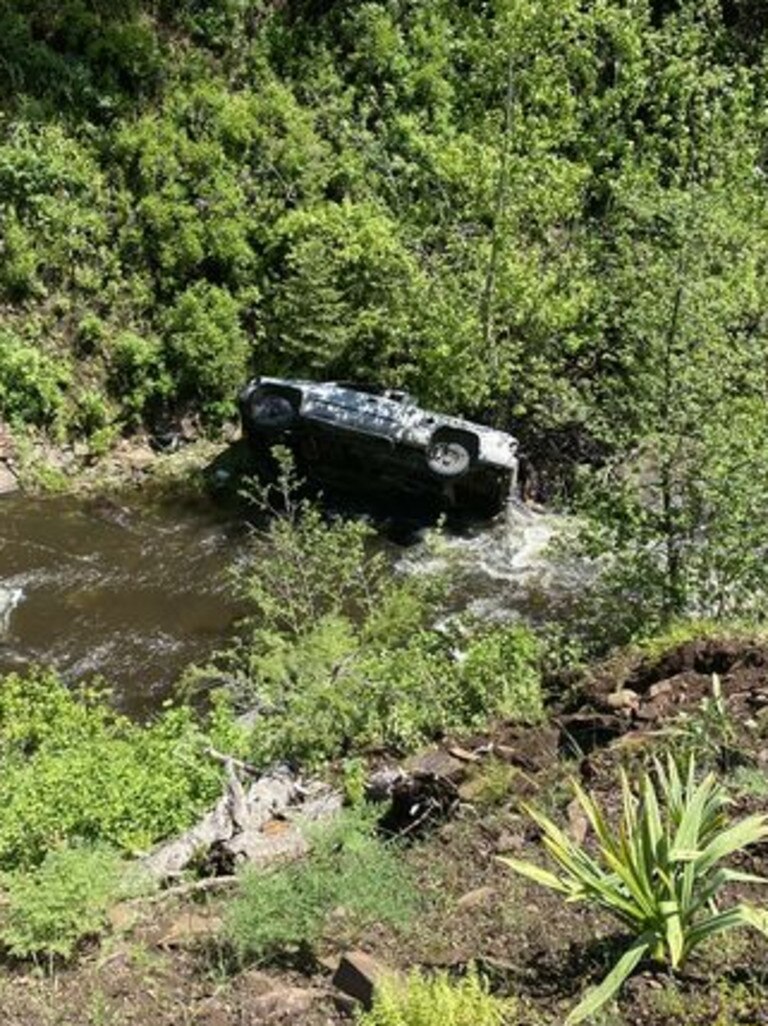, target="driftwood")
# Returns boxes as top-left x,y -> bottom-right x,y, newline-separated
132,875 -> 239,905
139,740 -> 478,886
139,760 -> 342,885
